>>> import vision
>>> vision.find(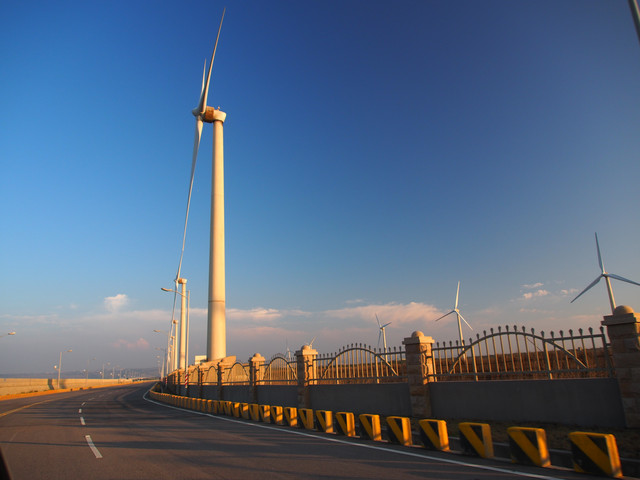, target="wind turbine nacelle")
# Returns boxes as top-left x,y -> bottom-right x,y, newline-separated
202,106 -> 226,124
